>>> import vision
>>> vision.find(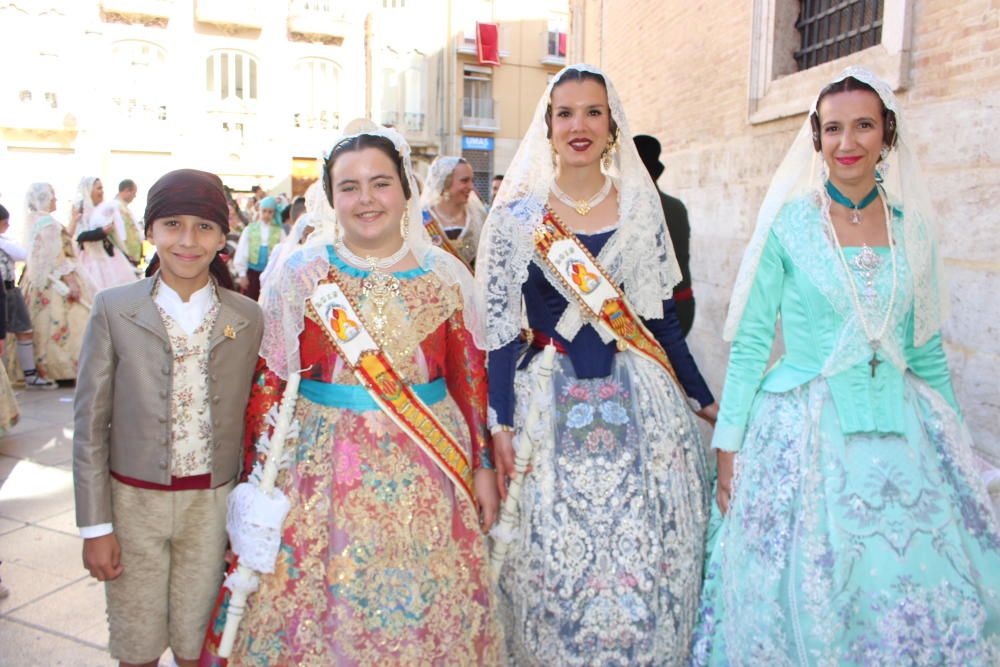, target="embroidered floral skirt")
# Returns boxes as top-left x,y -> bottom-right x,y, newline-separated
692,375 -> 1000,666
200,395 -> 502,666
497,354 -> 709,666
0,362 -> 19,435
22,280 -> 90,381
